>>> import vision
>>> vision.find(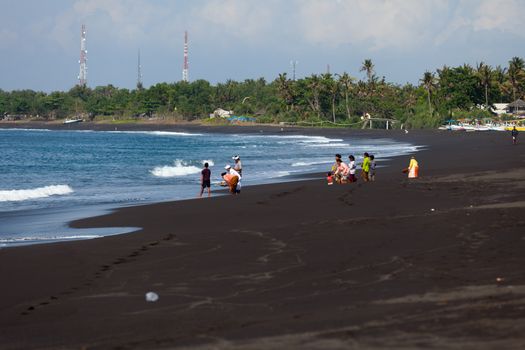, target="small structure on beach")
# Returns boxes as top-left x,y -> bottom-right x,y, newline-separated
209,108 -> 234,119
360,113 -> 398,129
507,99 -> 525,117
491,103 -> 509,116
